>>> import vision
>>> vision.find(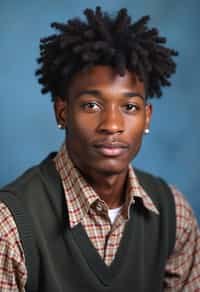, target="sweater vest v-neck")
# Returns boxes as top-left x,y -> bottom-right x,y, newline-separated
0,153 -> 176,292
